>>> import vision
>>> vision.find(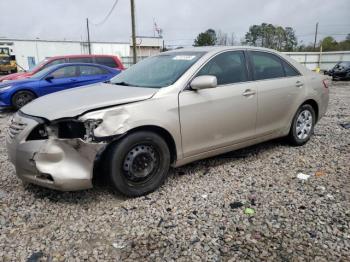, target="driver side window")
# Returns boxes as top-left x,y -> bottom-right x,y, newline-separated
49,66 -> 78,79
197,51 -> 248,85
